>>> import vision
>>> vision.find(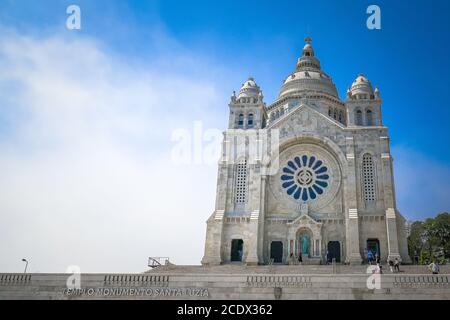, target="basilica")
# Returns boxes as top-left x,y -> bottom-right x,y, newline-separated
201,37 -> 411,265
